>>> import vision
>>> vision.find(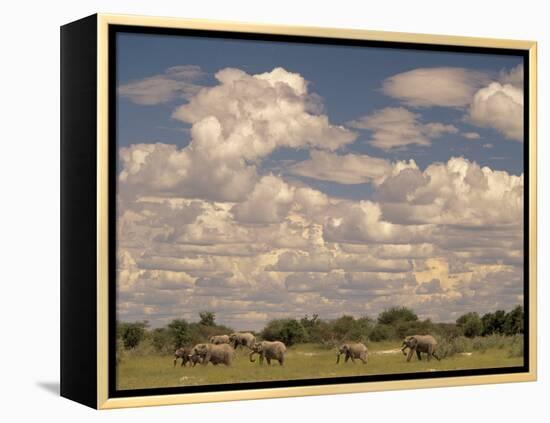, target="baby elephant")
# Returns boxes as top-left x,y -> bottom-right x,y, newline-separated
209,334 -> 230,345
401,335 -> 440,362
173,346 -> 192,367
249,341 -> 286,366
336,343 -> 368,364
190,343 -> 235,366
